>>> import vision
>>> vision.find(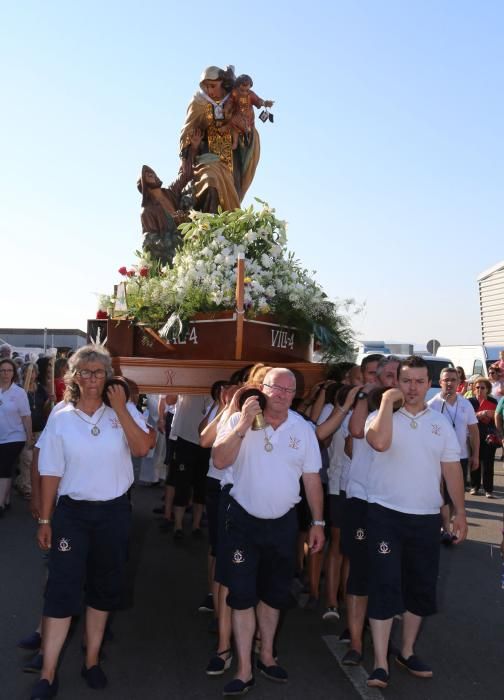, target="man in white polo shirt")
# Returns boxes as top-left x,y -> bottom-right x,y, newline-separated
428,366 -> 479,542
213,368 -> 324,696
364,356 -> 467,689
